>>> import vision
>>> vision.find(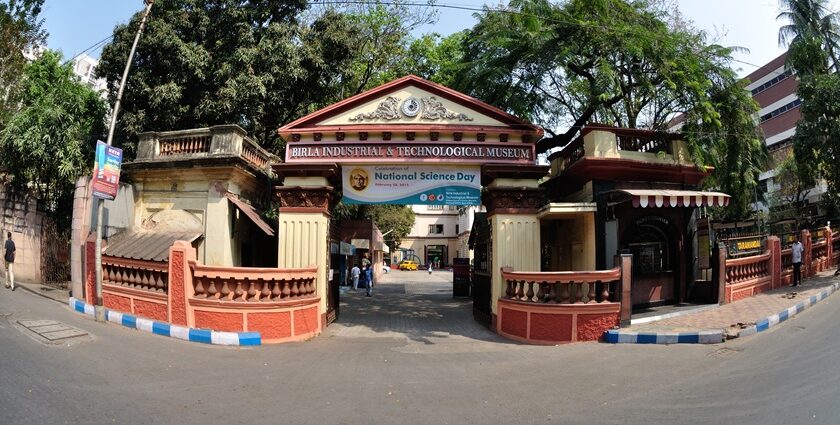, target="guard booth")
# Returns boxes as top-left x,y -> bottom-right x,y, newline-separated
452,257 -> 470,297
